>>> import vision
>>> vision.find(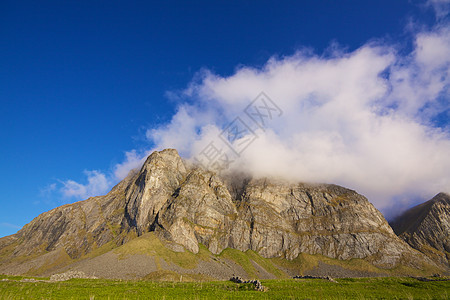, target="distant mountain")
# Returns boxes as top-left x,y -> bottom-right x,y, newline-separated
0,149 -> 446,279
391,193 -> 450,267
